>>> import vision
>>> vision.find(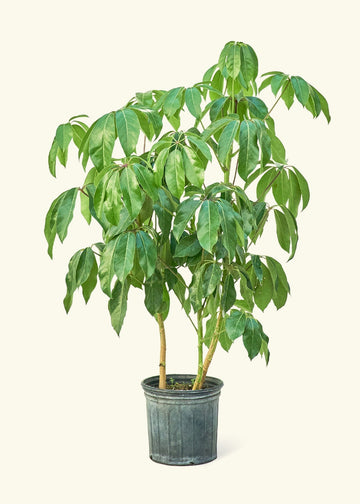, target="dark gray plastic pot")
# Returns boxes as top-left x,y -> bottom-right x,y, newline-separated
141,374 -> 223,466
